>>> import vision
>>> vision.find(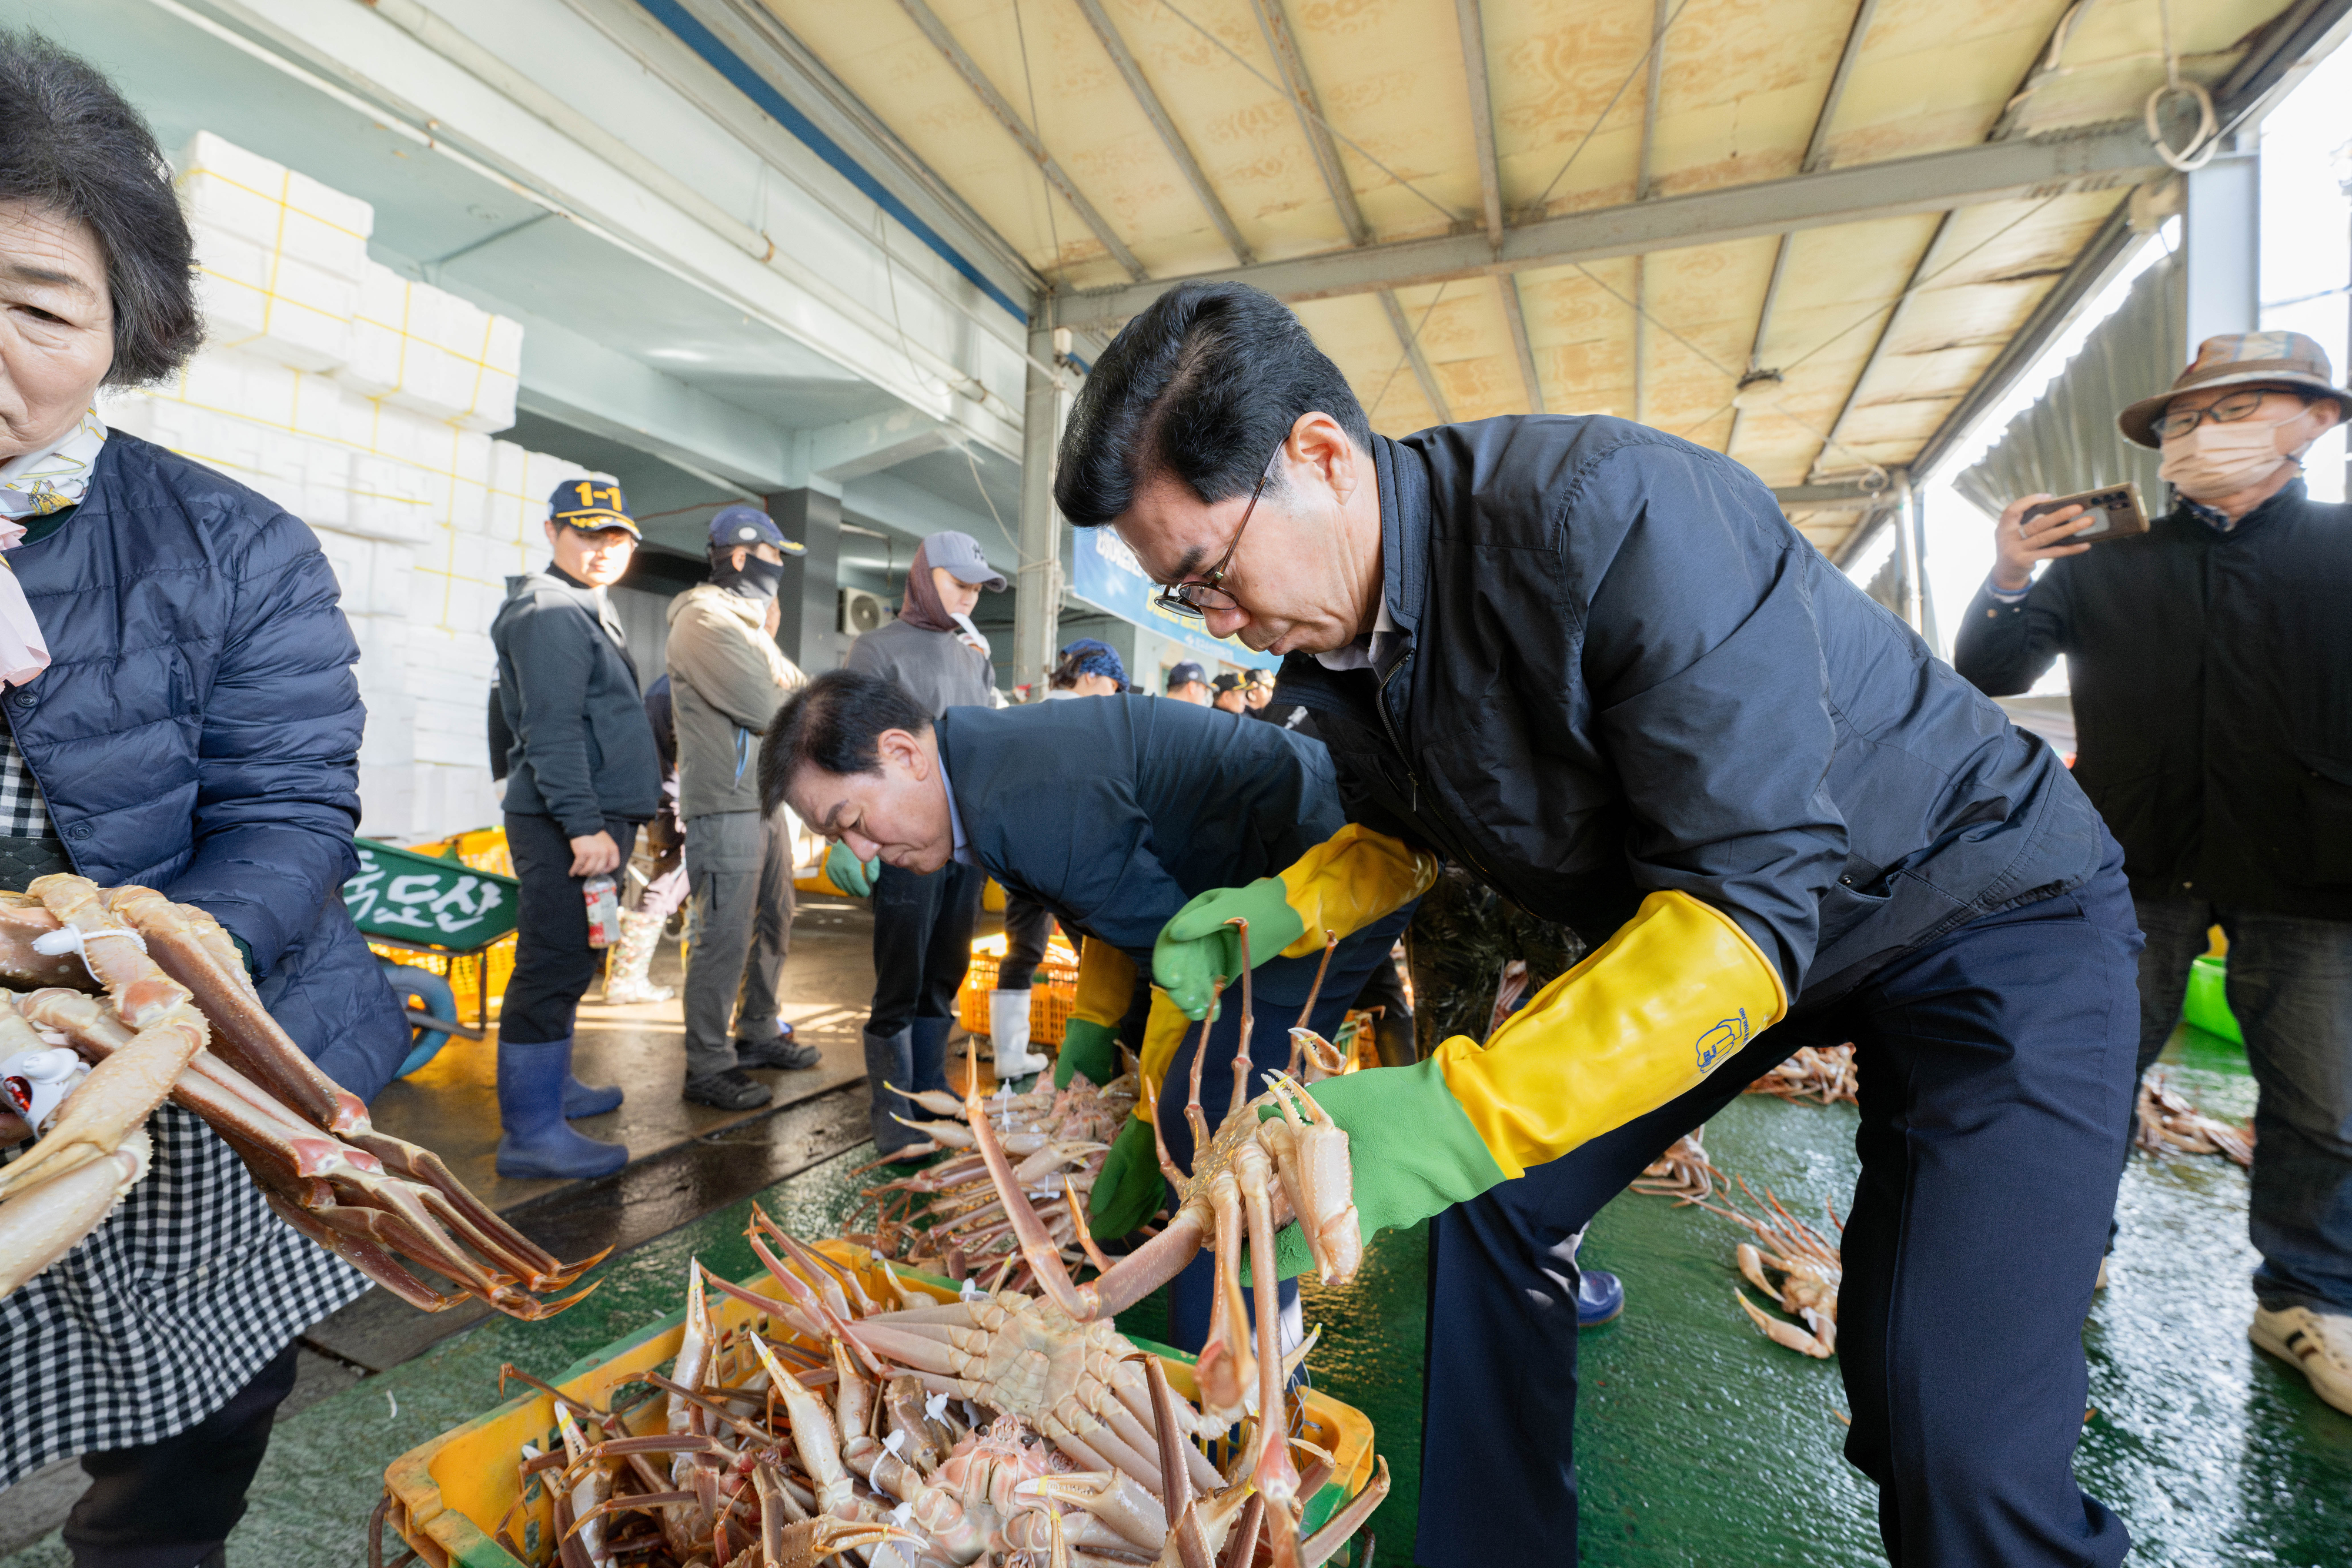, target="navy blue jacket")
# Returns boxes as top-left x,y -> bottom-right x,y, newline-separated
1279,417 -> 2105,1011
492,569 -> 661,835
8,433 -> 407,1099
1953,480 -> 2352,921
937,696 -> 1375,1005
